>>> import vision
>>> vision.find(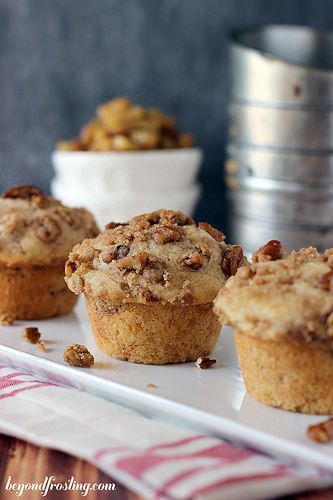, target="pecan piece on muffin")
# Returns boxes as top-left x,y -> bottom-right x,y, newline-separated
0,185 -> 98,319
65,209 -> 245,364
214,241 -> 333,415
